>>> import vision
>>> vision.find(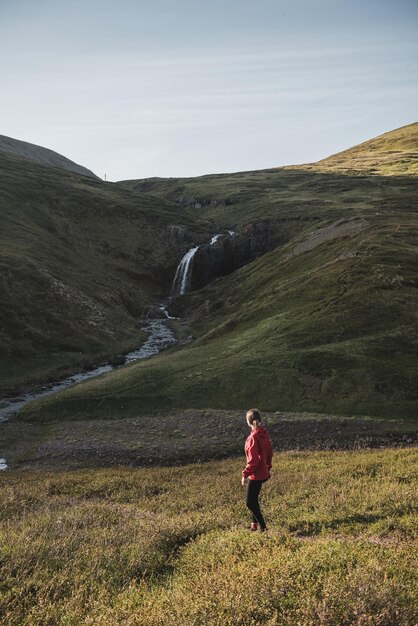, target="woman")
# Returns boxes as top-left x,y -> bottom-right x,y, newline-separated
241,408 -> 273,532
